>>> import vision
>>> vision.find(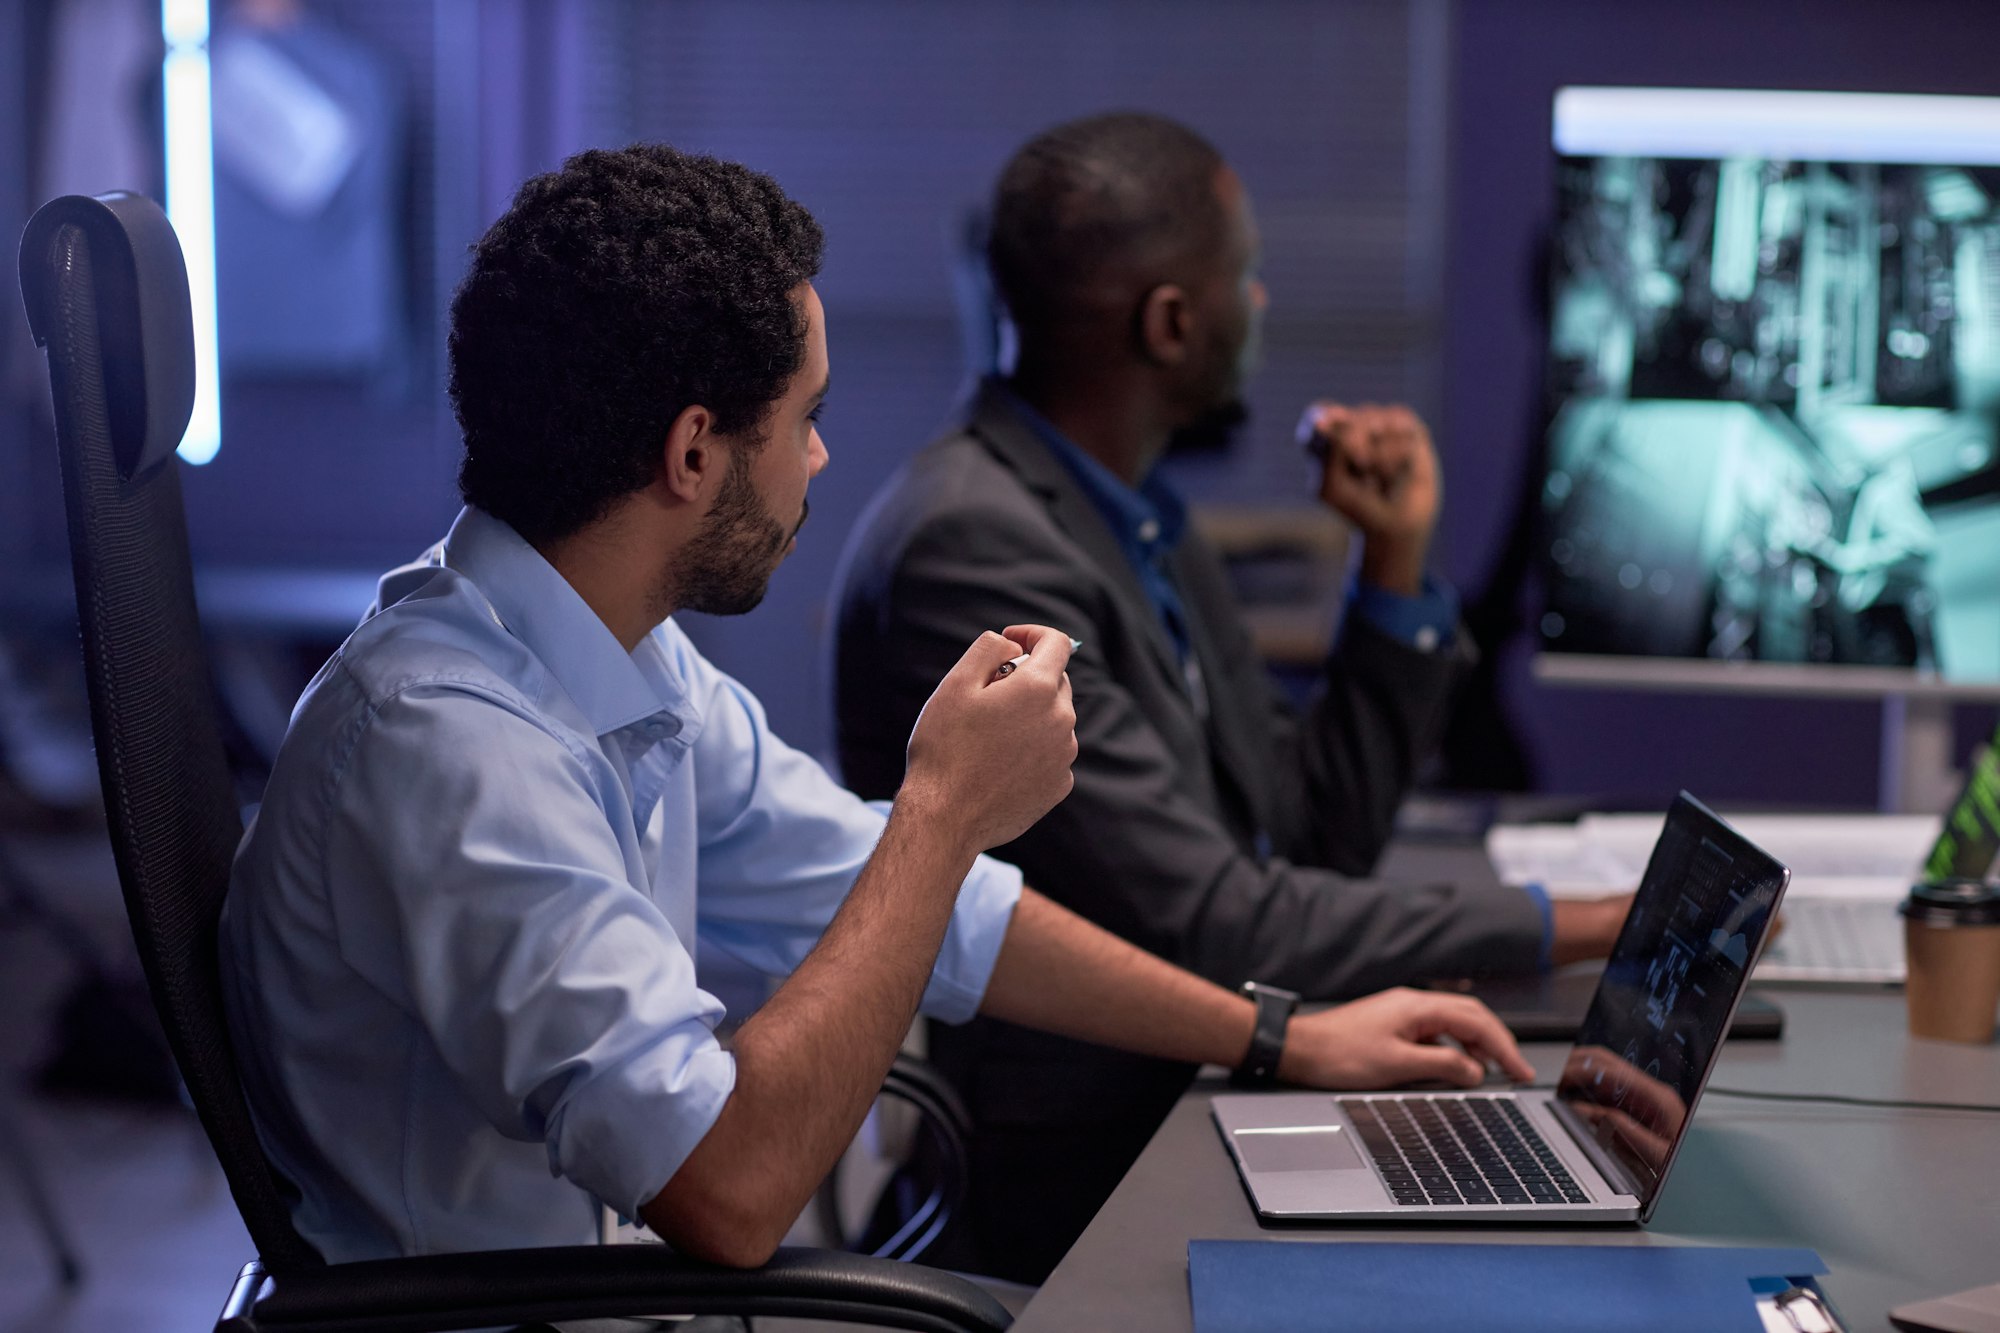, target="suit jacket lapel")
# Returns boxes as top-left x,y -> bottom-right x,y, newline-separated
1170,536 -> 1273,827
964,385 -> 1190,698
